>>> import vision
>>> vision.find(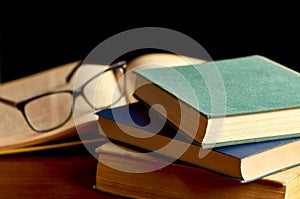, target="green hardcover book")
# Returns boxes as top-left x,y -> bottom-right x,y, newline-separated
133,55 -> 300,148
